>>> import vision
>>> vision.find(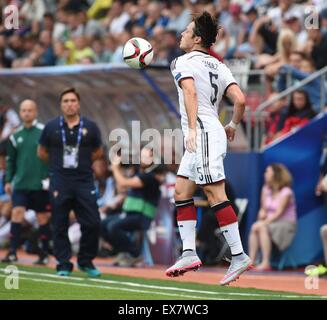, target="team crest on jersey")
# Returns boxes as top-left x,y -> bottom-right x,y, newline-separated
82,128 -> 88,136
17,137 -> 23,143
